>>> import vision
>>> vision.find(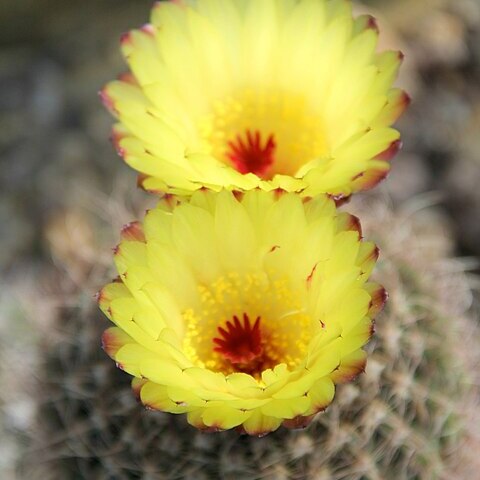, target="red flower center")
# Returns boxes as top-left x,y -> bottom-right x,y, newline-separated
213,314 -> 263,366
227,130 -> 276,177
